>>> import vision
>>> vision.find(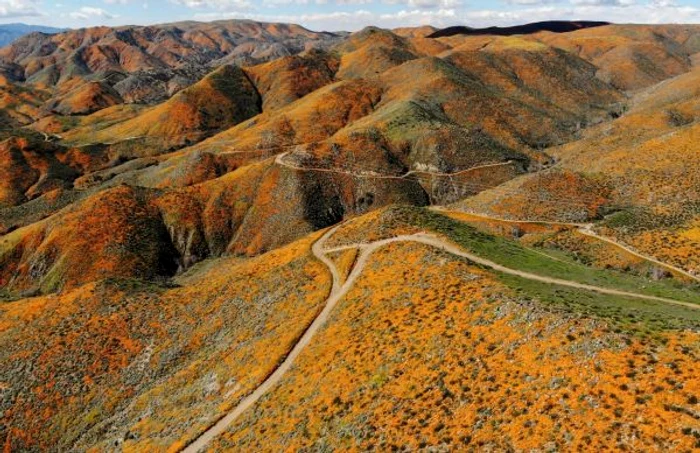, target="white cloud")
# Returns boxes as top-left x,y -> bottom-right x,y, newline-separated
506,0 -> 559,5
69,6 -> 117,20
570,0 -> 635,6
190,7 -> 464,30
383,0 -> 463,9
170,0 -> 253,9
0,0 -> 42,18
379,7 -> 458,24
459,2 -> 700,28
11,0 -> 698,31
192,0 -> 700,31
334,0 -> 374,4
260,0 -> 345,4
192,9 -> 375,27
